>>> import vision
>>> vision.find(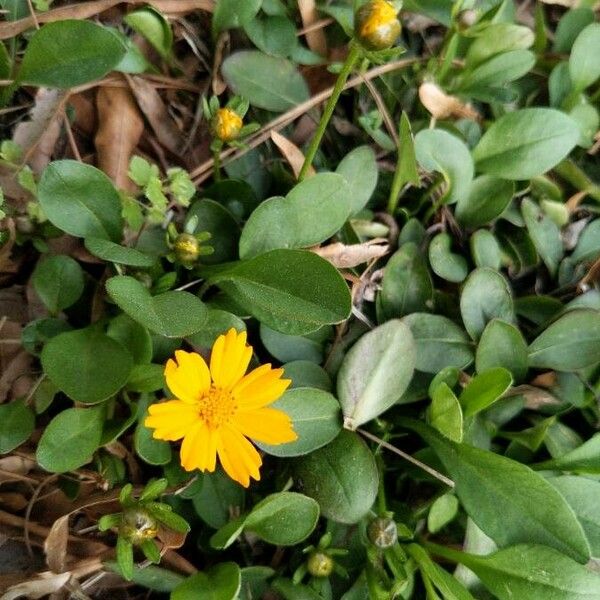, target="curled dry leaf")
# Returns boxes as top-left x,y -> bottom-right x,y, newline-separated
0,456 -> 36,483
13,89 -> 68,174
510,385 -> 562,410
44,515 -> 69,574
312,239 -> 390,269
0,350 -> 32,403
298,0 -> 327,56
270,130 -> 314,179
419,82 -> 479,121
2,572 -> 72,600
126,75 -> 185,156
95,86 -> 144,192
